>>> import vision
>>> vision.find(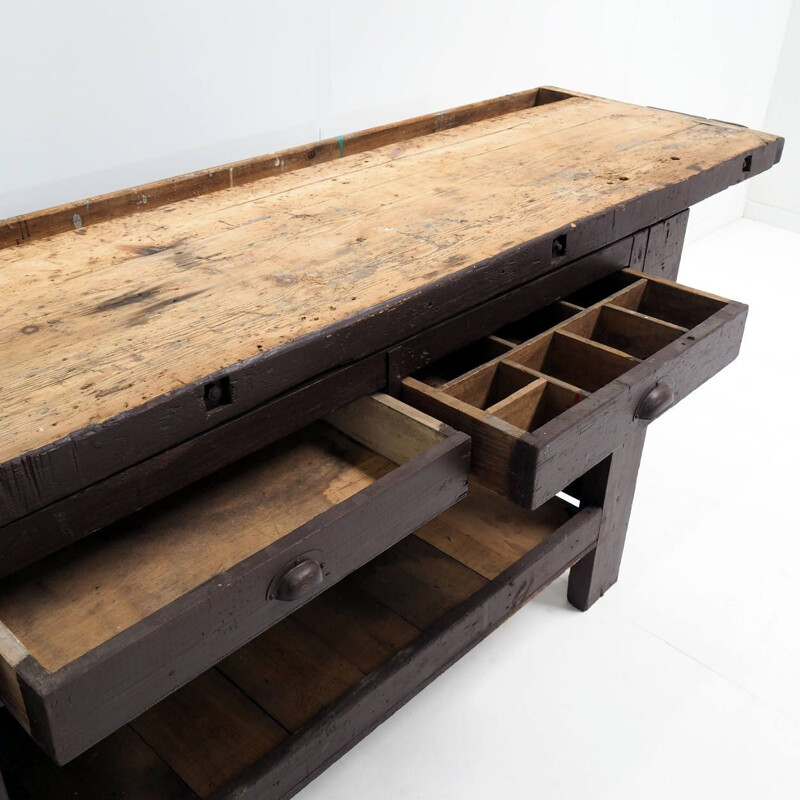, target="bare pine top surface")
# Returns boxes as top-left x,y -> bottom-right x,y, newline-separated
0,88 -> 779,467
